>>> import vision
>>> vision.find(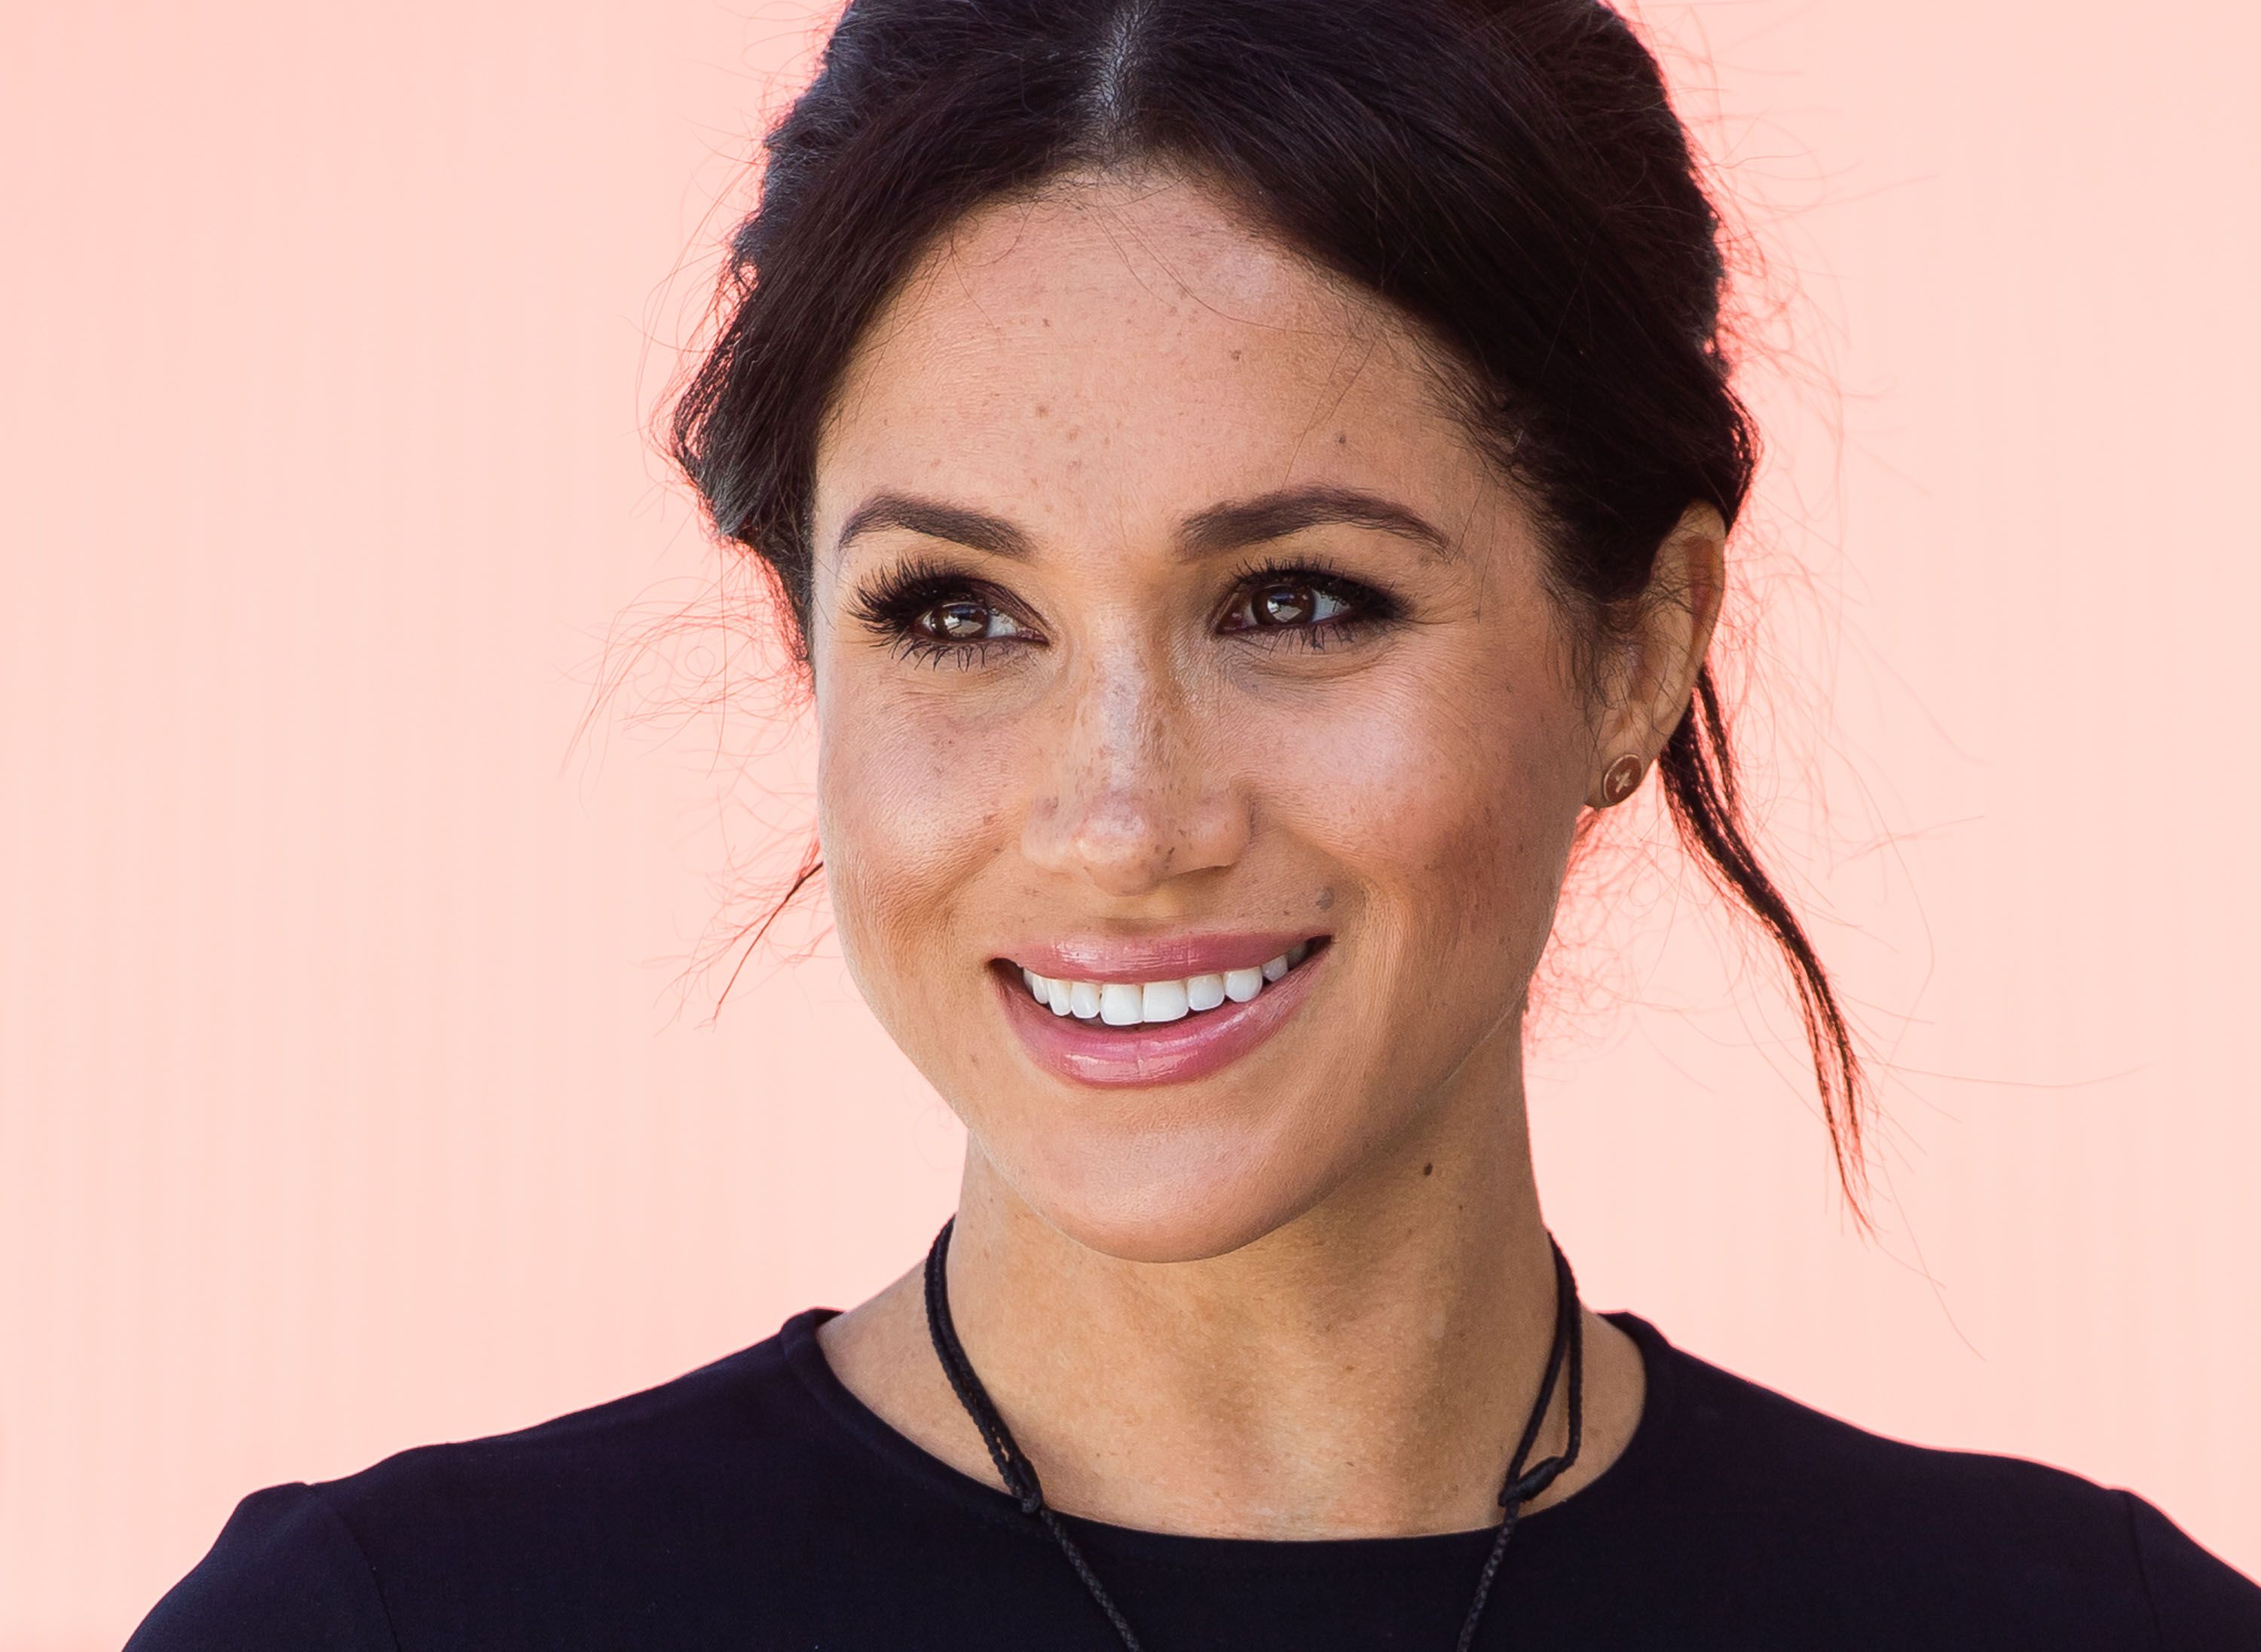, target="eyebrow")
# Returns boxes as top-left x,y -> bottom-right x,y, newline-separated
833,485 -> 1455,563
835,494 -> 1036,561
1179,487 -> 1453,561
